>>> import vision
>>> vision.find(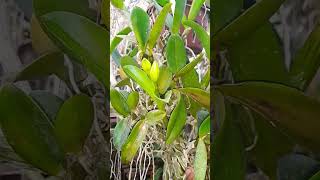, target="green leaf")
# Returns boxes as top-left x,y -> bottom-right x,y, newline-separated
113,118 -> 131,151
148,3 -> 172,49
115,78 -> 131,88
200,69 -> 210,89
110,27 -> 132,54
120,56 -> 139,68
40,11 -> 108,88
54,94 -> 94,153
213,0 -> 243,34
175,53 -> 204,78
123,65 -> 156,97
29,91 -> 64,122
198,116 -> 210,138
110,89 -> 130,117
212,101 -> 246,180
183,20 -> 210,59
33,0 -> 95,20
111,0 -> 124,9
126,91 -> 139,111
194,139 -> 207,180
145,110 -> 166,125
155,0 -> 169,6
131,7 -> 150,51
227,23 -> 288,83
166,96 -> 187,144
289,24 -> 320,90
310,170 -> 320,180
172,0 -> 187,34
216,81 -> 320,151
101,0 -> 110,26
0,85 -> 63,175
214,0 -> 285,44
212,90 -> 225,130
166,34 -> 187,73
15,51 -> 67,82
178,88 -> 210,109
157,66 -> 172,94
121,120 -> 148,164
188,0 -> 205,21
